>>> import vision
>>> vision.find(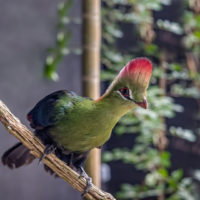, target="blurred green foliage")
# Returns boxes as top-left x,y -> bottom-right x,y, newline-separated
44,0 -> 81,81
44,0 -> 200,199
